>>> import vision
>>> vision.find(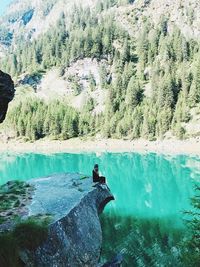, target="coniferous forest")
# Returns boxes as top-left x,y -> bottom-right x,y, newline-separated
1,0 -> 200,141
